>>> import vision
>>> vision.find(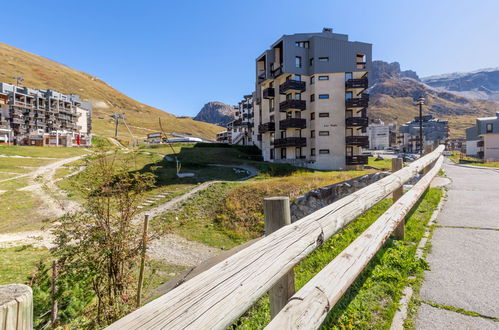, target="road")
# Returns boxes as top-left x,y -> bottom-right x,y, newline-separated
416,159 -> 499,329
